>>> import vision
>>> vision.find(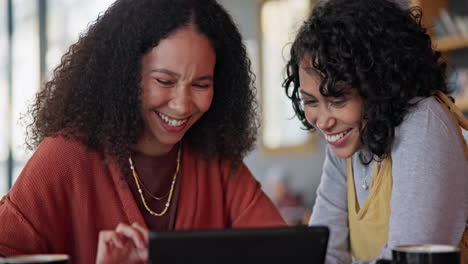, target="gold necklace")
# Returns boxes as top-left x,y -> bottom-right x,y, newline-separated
135,168 -> 170,201
128,144 -> 181,216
